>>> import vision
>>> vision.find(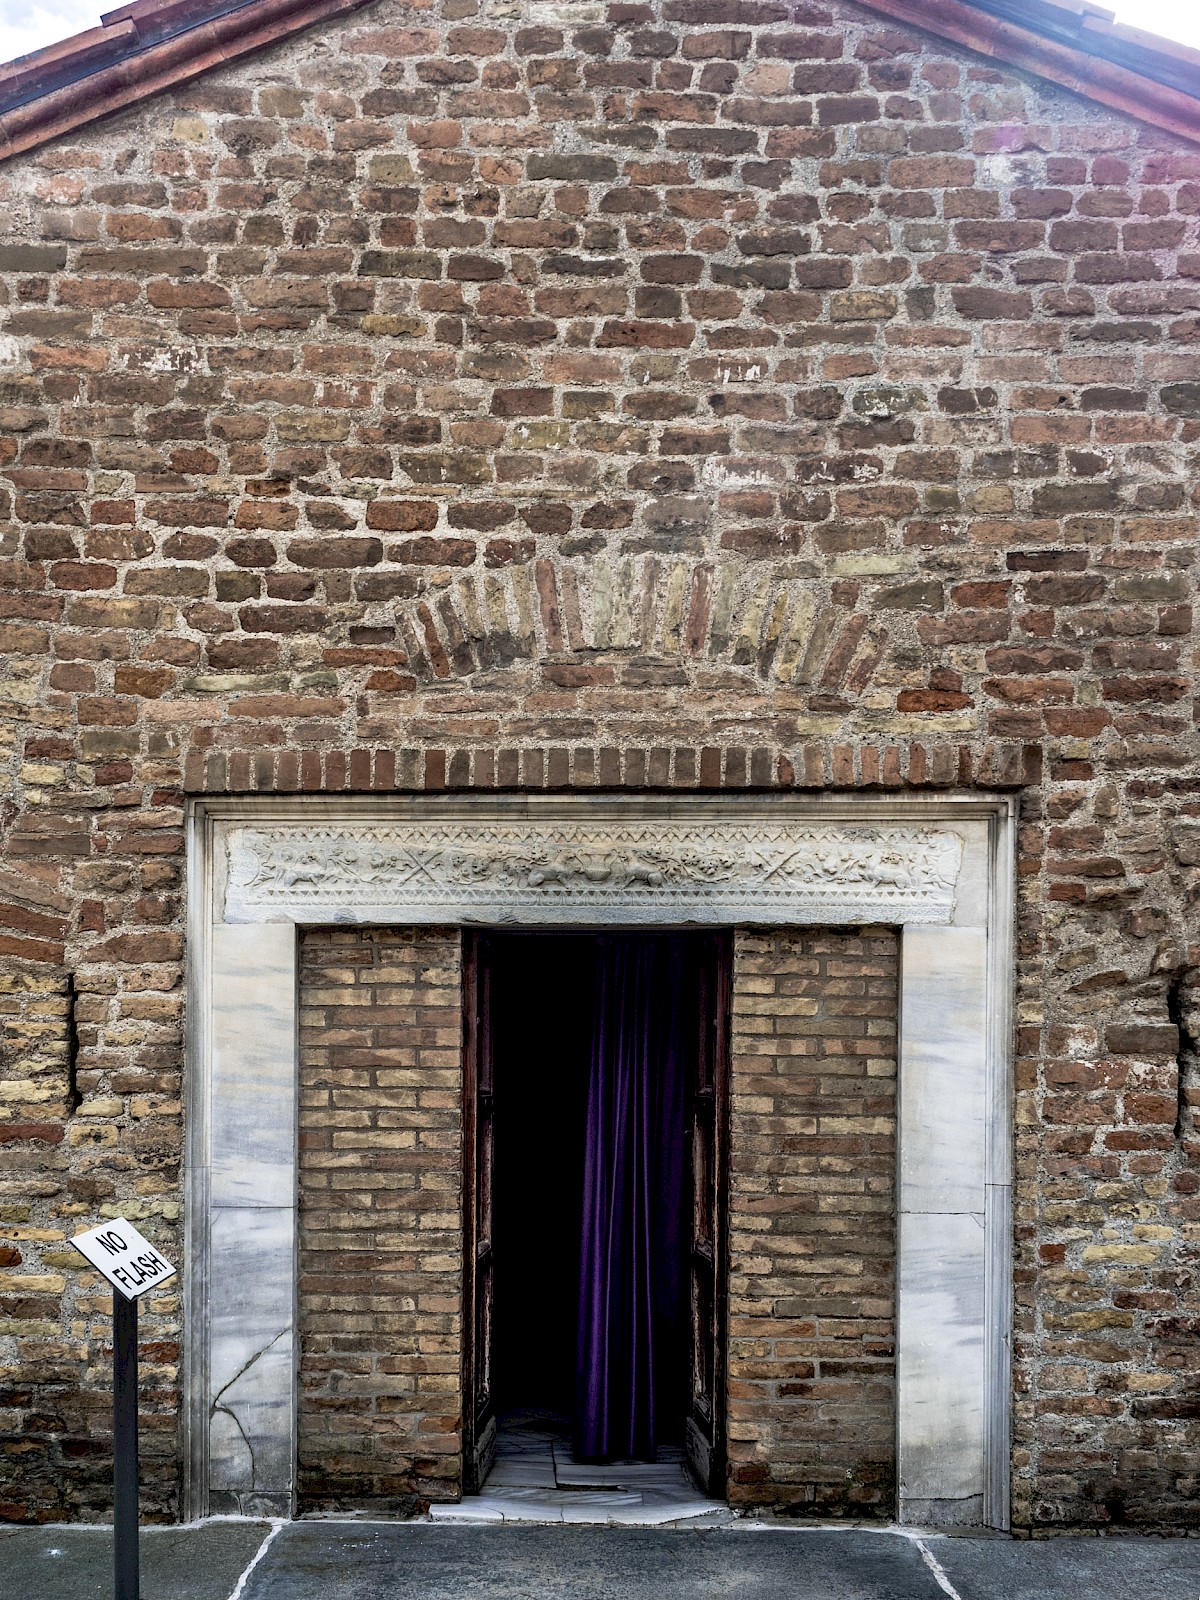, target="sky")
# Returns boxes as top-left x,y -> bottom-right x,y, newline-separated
0,0 -> 1198,70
